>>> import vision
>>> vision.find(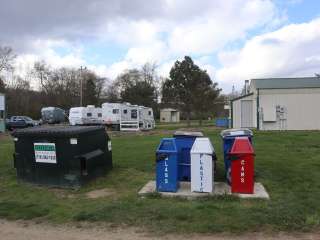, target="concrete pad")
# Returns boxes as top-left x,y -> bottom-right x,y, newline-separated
138,181 -> 270,200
